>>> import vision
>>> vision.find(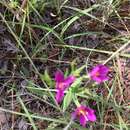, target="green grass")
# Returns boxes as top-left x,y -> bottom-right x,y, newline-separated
0,0 -> 130,130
